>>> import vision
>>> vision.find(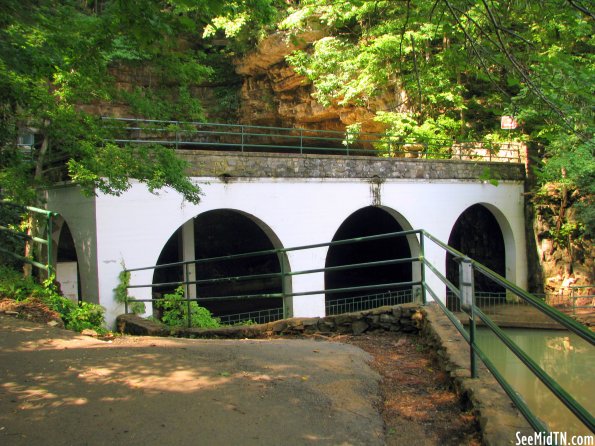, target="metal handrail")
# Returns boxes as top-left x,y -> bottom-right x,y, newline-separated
102,117 -> 524,163
420,229 -> 595,434
122,228 -> 592,433
421,229 -> 594,344
0,200 -> 58,274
